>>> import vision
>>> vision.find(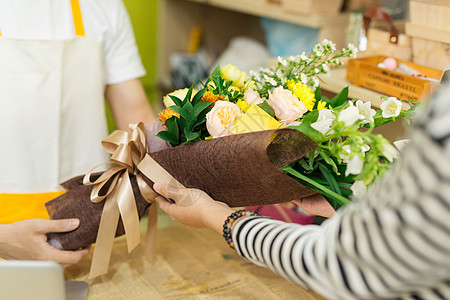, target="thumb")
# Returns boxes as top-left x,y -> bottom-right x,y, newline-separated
33,218 -> 81,234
